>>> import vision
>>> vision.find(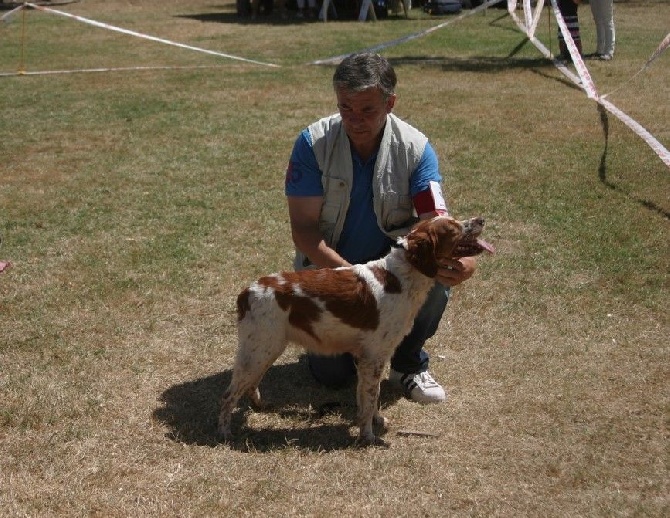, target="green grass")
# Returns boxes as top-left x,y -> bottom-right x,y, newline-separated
1,0 -> 668,516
